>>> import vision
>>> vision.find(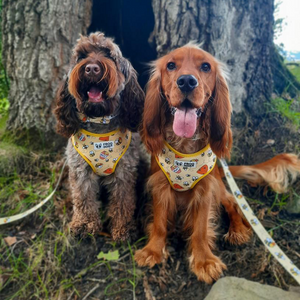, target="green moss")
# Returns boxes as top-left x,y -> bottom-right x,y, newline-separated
0,140 -> 28,176
0,113 -> 8,136
0,115 -> 29,176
